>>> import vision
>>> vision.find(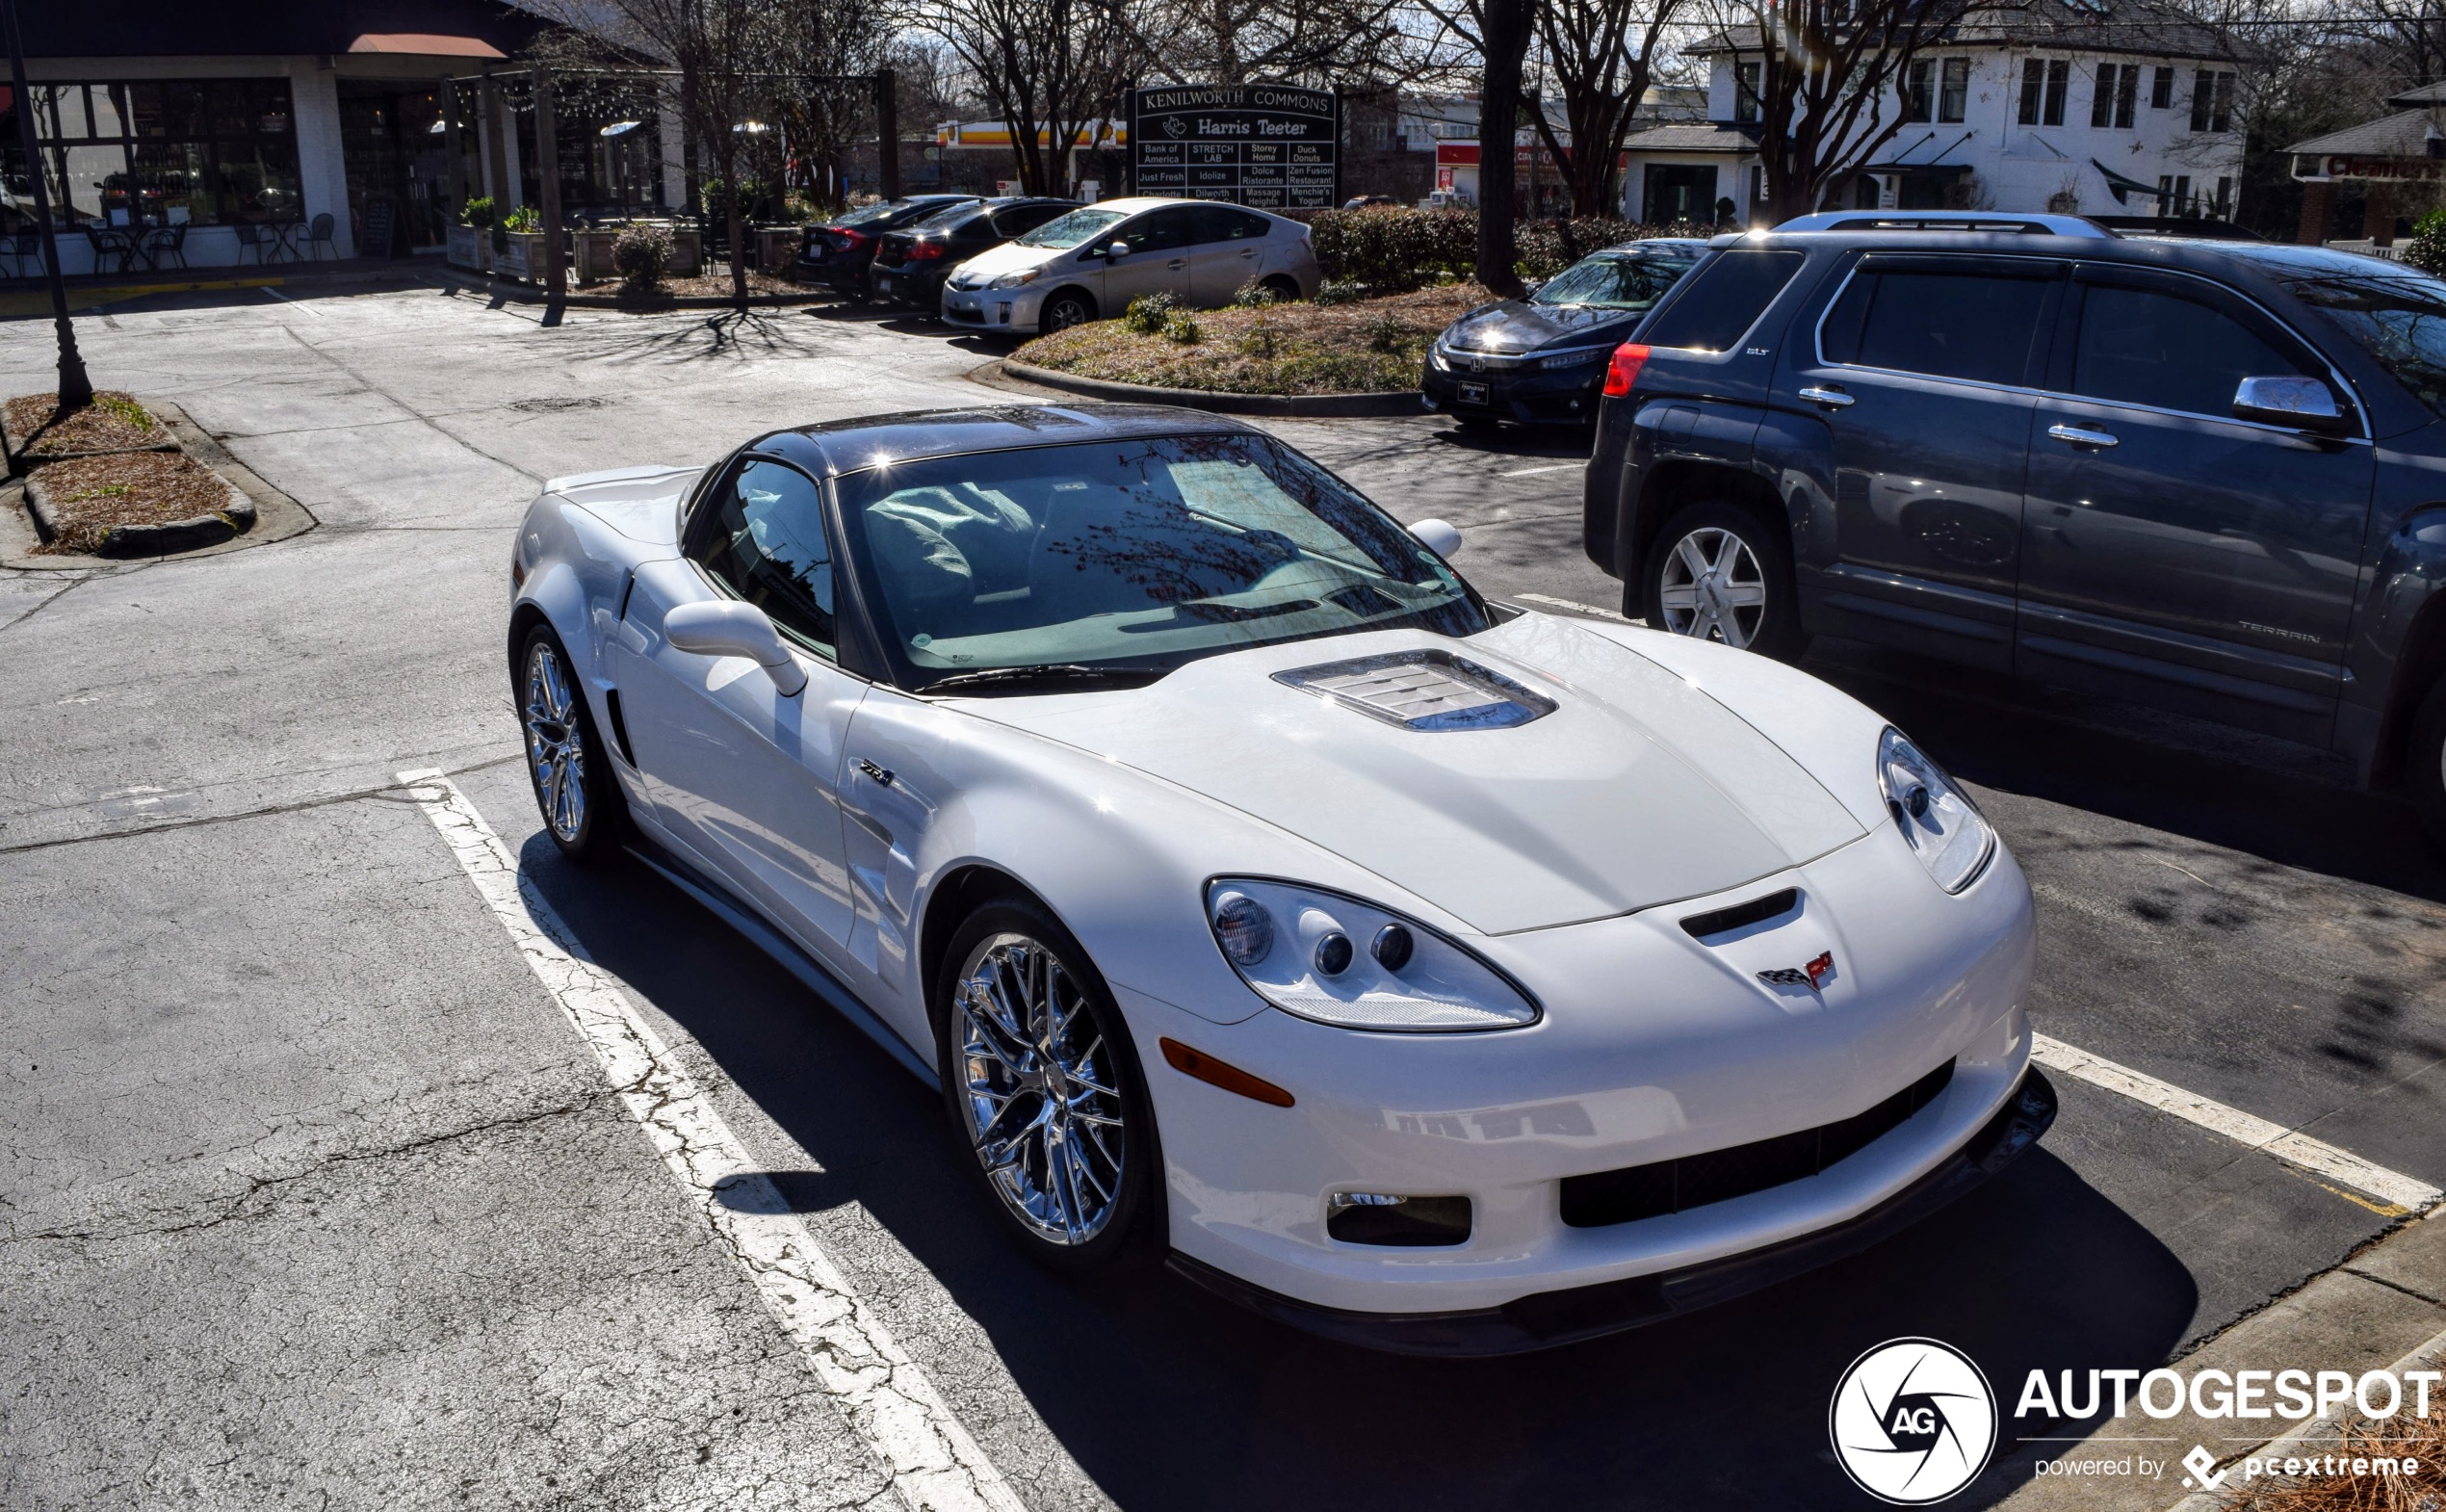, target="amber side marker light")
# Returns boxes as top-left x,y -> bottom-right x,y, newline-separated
1601,342 -> 1651,397
1160,1037 -> 1295,1108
